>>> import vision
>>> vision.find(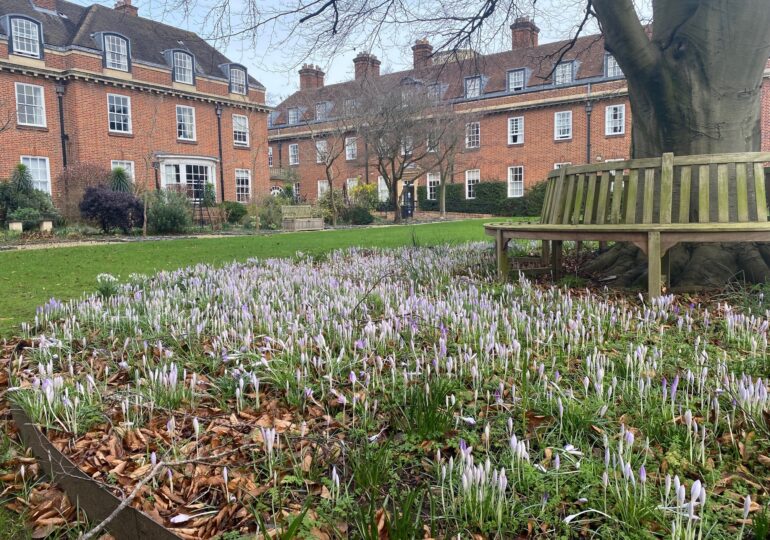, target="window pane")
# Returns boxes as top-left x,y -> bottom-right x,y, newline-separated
185,164 -> 209,201
108,94 -> 131,133
465,169 -> 480,199
508,116 -> 524,144
554,111 -> 572,140
176,106 -> 195,140
174,52 -> 193,84
111,160 -> 134,180
105,35 -> 129,71
12,18 -> 40,58
465,77 -> 481,98
233,115 -> 249,145
554,62 -> 573,85
230,68 -> 246,94
235,169 -> 251,202
345,137 -> 357,160
605,105 -> 625,135
508,69 -> 525,91
508,166 -> 524,198
21,157 -> 50,193
15,83 -> 45,127
289,144 -> 299,165
465,122 -> 480,148
427,172 -> 440,200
